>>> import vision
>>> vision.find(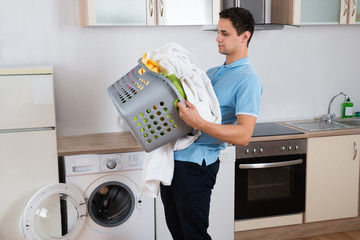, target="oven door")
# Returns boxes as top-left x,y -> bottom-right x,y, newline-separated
235,154 -> 306,220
